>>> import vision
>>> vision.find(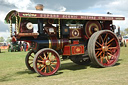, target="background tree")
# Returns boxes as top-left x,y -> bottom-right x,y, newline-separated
124,28 -> 128,34
0,37 -> 5,42
121,31 -> 126,36
6,37 -> 11,43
